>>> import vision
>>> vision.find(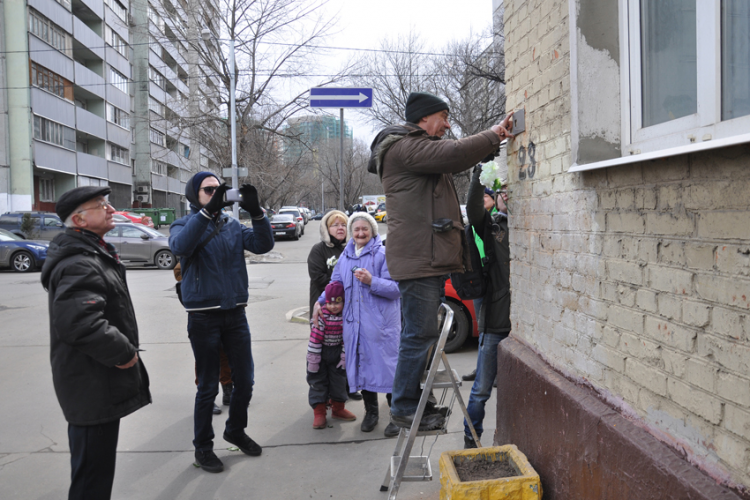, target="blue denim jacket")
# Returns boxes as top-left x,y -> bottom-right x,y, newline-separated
169,208 -> 274,311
